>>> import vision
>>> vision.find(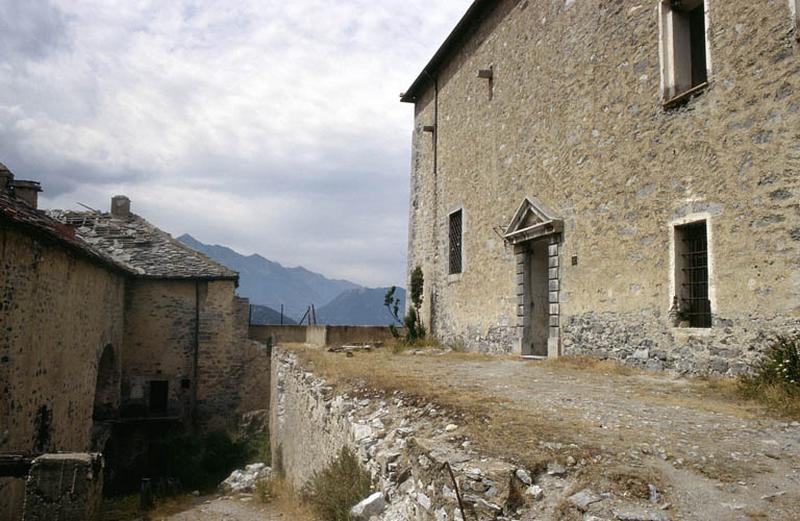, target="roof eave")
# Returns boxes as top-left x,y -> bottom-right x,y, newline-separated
400,0 -> 496,104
